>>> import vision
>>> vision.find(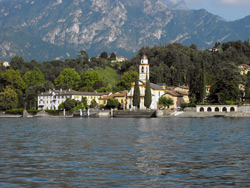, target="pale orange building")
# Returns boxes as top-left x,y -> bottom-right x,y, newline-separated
163,90 -> 189,108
